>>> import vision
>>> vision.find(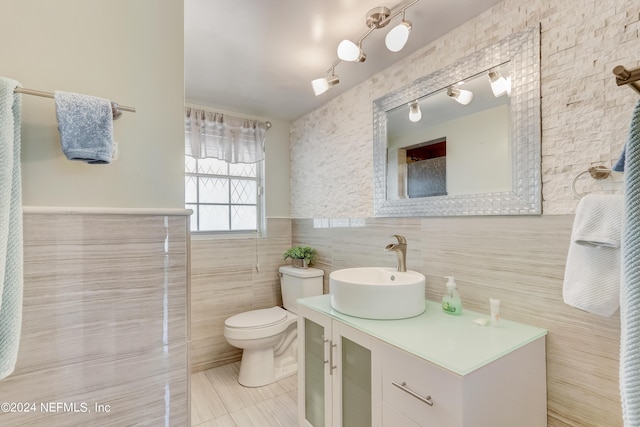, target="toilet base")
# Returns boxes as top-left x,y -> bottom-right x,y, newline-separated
238,348 -> 297,387
224,309 -> 301,388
